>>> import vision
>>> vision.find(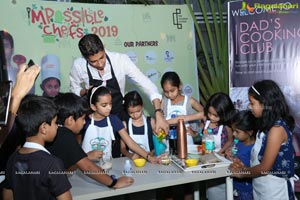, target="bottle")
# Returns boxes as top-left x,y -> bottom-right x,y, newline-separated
193,128 -> 202,152
231,138 -> 239,158
201,129 -> 208,155
193,128 -> 202,145
124,159 -> 132,177
168,113 -> 177,155
205,128 -> 214,153
163,136 -> 169,155
177,119 -> 187,159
